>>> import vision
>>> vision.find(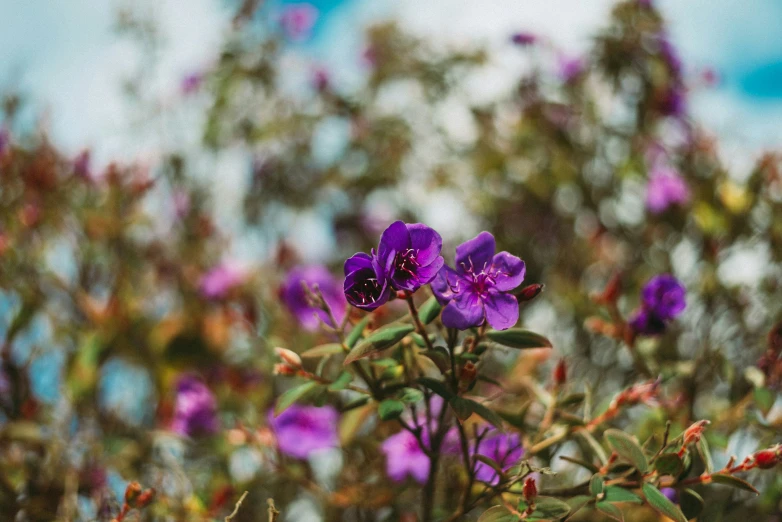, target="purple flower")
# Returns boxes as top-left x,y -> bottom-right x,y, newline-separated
658,84 -> 687,118
473,432 -> 523,485
511,32 -> 537,46
382,430 -> 431,483
181,72 -> 203,95
279,4 -> 318,41
199,261 -> 248,300
344,221 -> 443,309
269,404 -> 339,459
281,265 -> 347,331
558,56 -> 585,83
432,232 -> 525,330
171,375 -> 219,437
377,221 -> 444,293
645,167 -> 690,213
629,274 -> 686,336
661,487 -> 679,504
659,36 -> 682,78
